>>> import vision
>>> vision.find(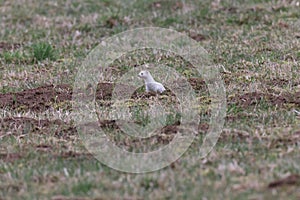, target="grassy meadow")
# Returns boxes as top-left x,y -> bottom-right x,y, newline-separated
0,0 -> 300,199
